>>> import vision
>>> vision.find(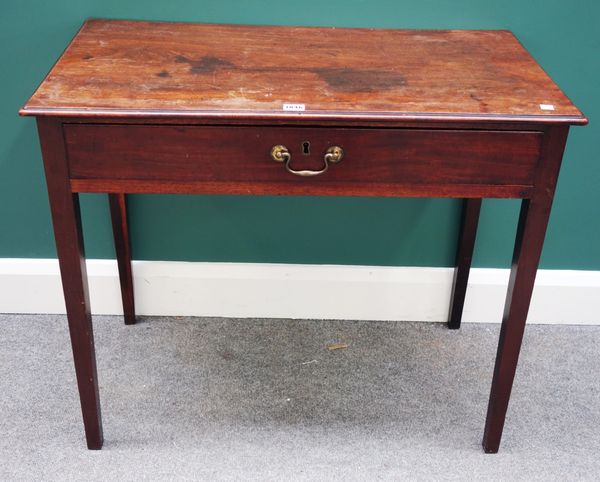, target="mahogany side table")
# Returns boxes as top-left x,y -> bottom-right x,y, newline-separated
20,19 -> 587,452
